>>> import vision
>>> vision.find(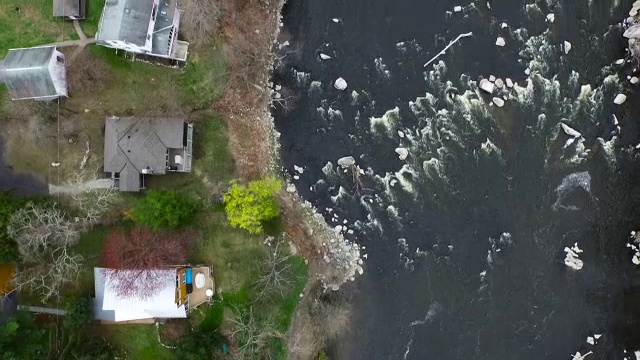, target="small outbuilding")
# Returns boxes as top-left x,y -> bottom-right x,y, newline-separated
0,46 -> 68,101
53,0 -> 86,20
